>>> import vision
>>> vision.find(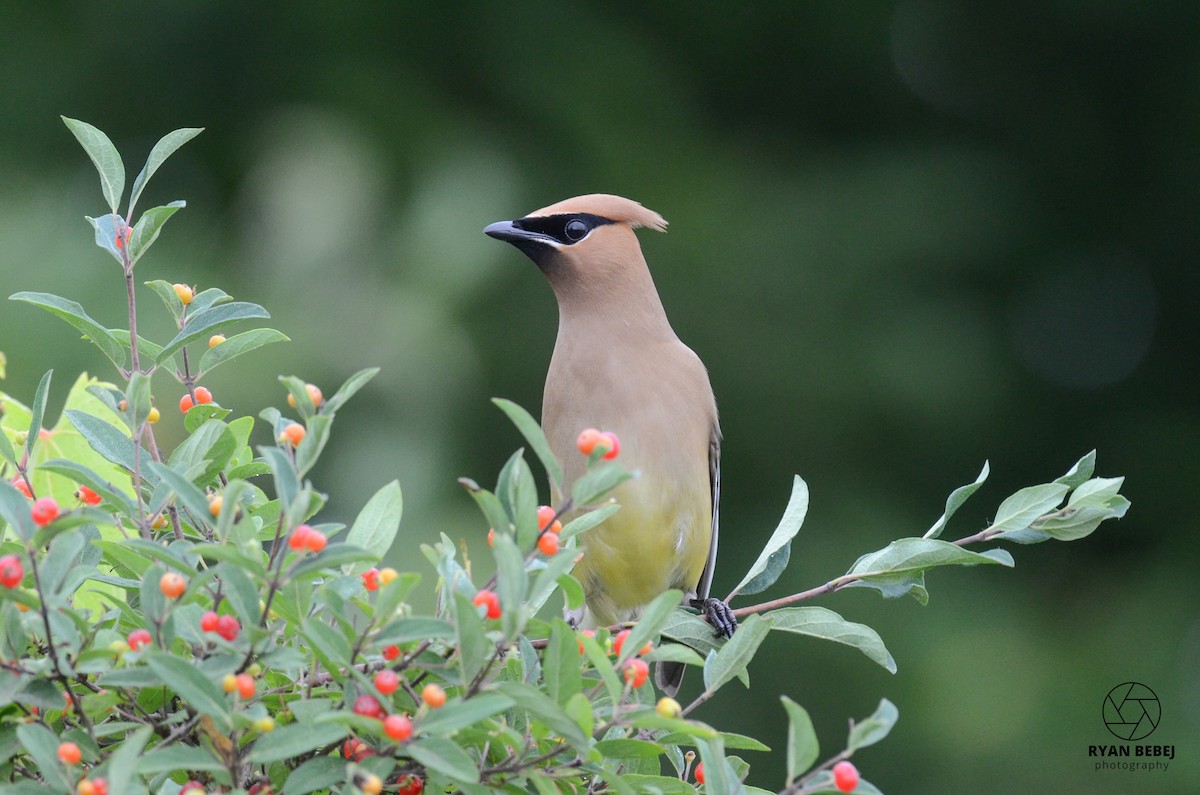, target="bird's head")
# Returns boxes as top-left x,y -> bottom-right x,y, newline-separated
483,194 -> 667,290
